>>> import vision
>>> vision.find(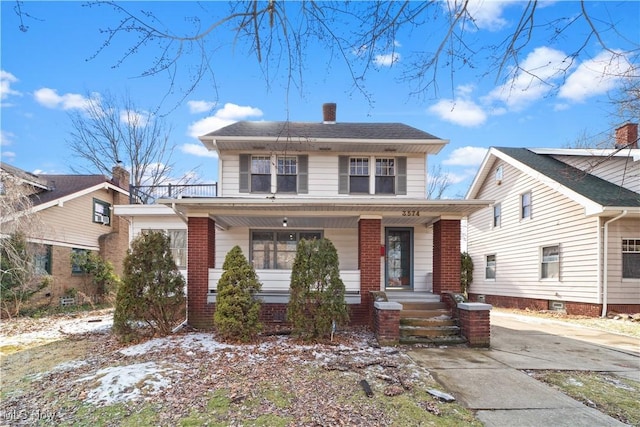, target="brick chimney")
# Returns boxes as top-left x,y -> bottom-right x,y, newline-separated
111,162 -> 130,191
322,103 -> 337,123
614,123 -> 638,149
